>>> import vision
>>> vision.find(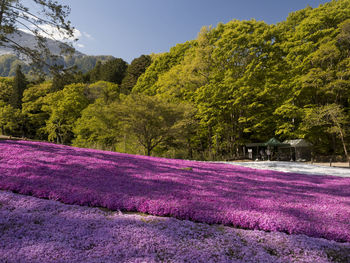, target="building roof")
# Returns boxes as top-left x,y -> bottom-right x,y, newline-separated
283,139 -> 312,148
246,142 -> 266,147
265,138 -> 283,146
246,138 -> 290,148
